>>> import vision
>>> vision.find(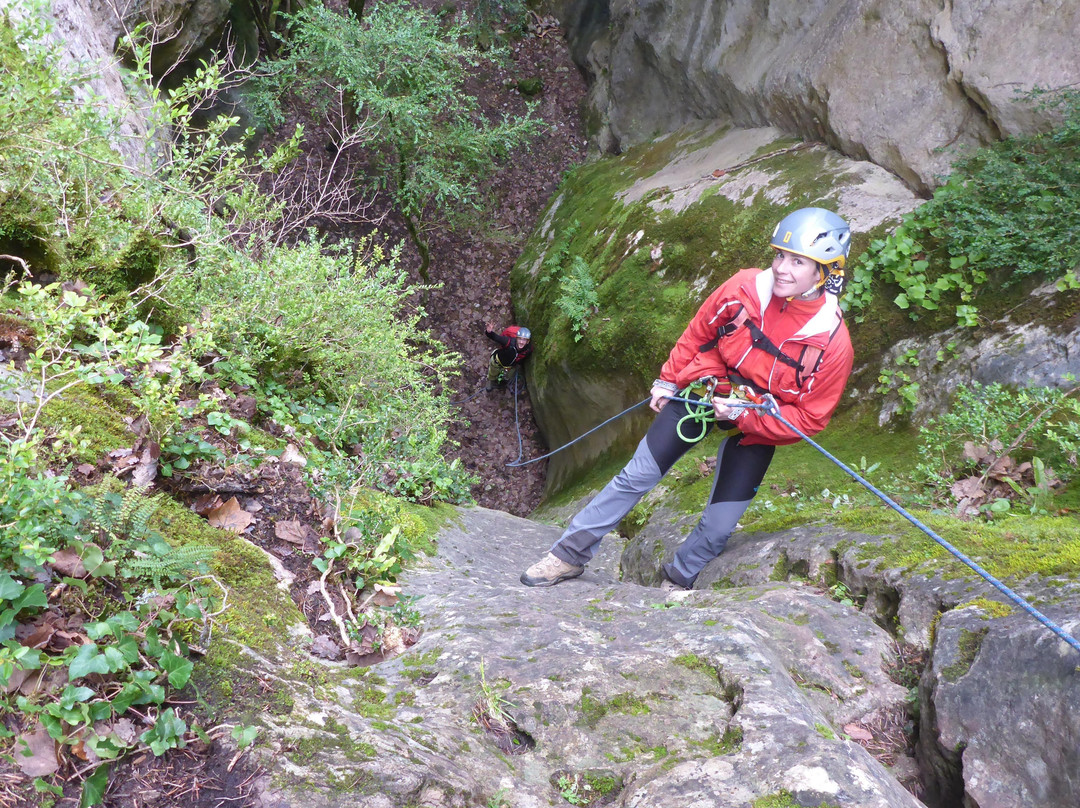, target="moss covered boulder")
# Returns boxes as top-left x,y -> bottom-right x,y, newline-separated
512,122 -> 918,496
